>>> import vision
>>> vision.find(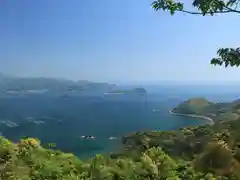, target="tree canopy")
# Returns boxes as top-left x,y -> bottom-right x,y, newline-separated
152,0 -> 240,67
